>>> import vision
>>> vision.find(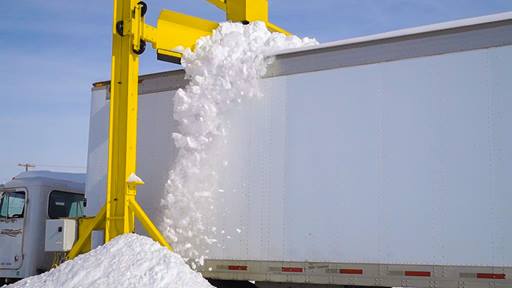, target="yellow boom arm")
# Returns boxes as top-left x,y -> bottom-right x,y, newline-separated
154,0 -> 290,63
